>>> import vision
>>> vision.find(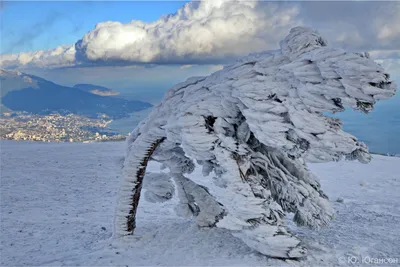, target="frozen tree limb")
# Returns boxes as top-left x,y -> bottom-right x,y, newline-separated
115,27 -> 397,258
143,172 -> 175,203
114,135 -> 165,236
